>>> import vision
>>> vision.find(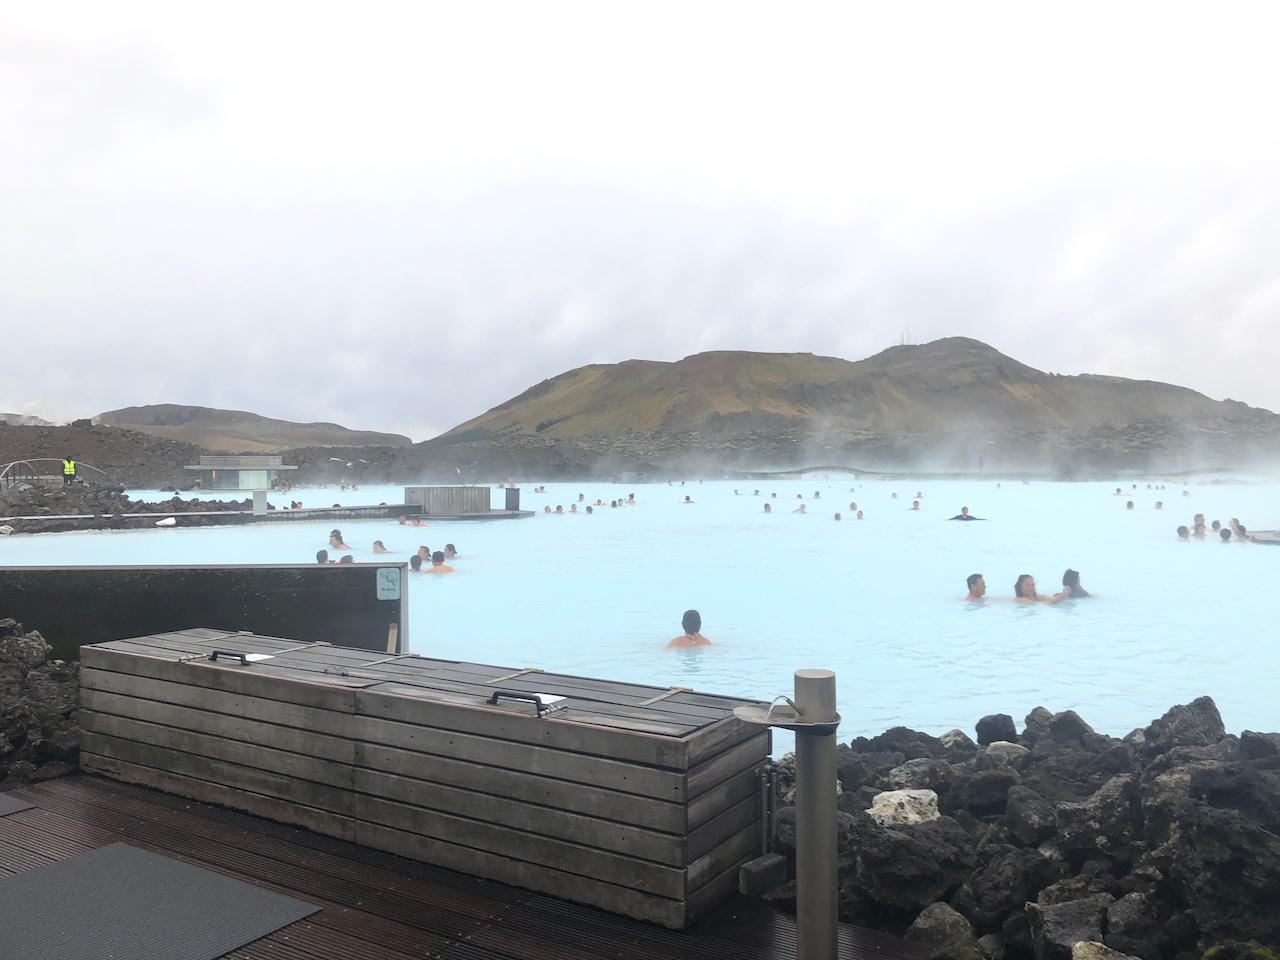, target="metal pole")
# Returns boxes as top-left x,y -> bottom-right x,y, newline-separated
793,668 -> 838,960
